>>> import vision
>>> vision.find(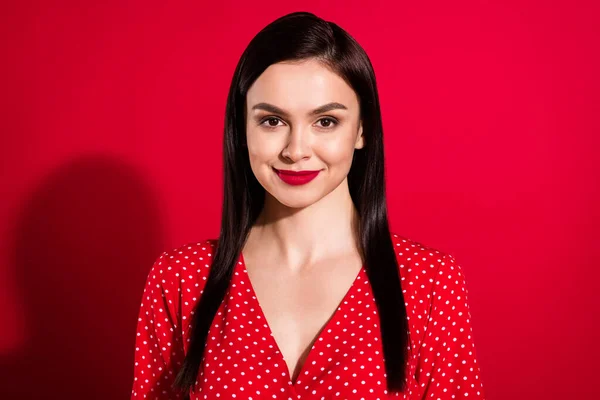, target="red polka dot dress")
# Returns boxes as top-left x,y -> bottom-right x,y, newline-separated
130,233 -> 486,399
